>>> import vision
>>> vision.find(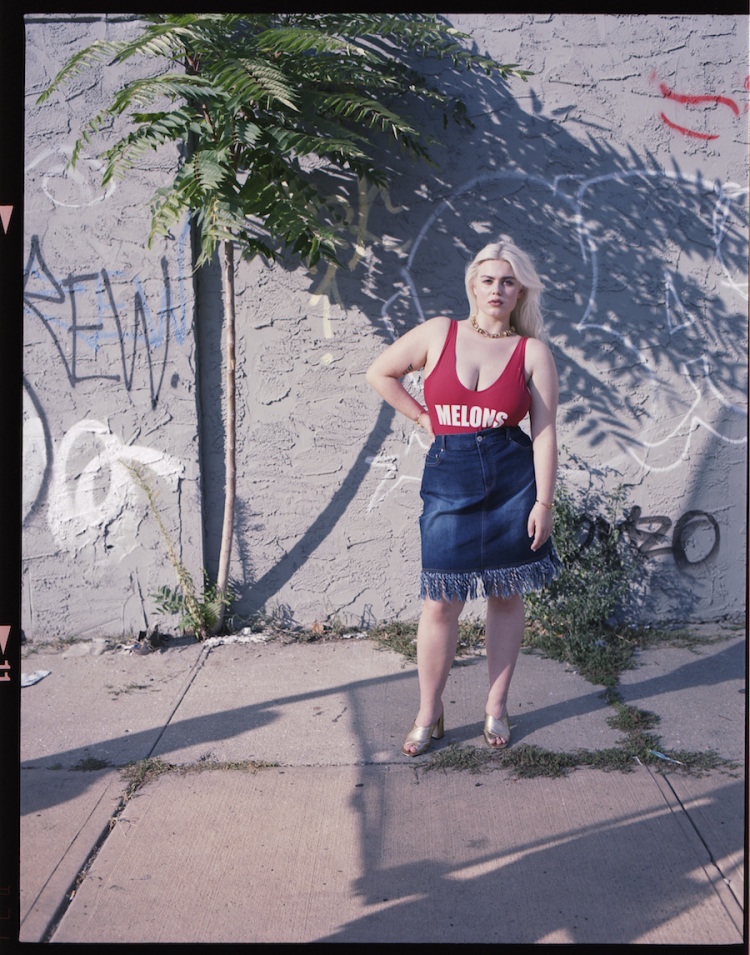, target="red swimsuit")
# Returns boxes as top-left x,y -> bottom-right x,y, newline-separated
423,320 -> 531,435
